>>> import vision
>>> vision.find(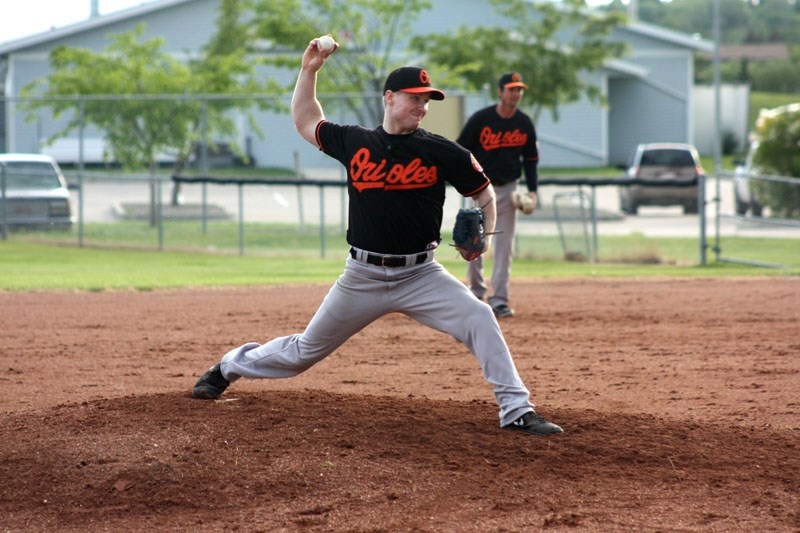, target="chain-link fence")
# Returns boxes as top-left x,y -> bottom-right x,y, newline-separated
3,94 -> 799,267
713,172 -> 800,268
4,164 -> 800,268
